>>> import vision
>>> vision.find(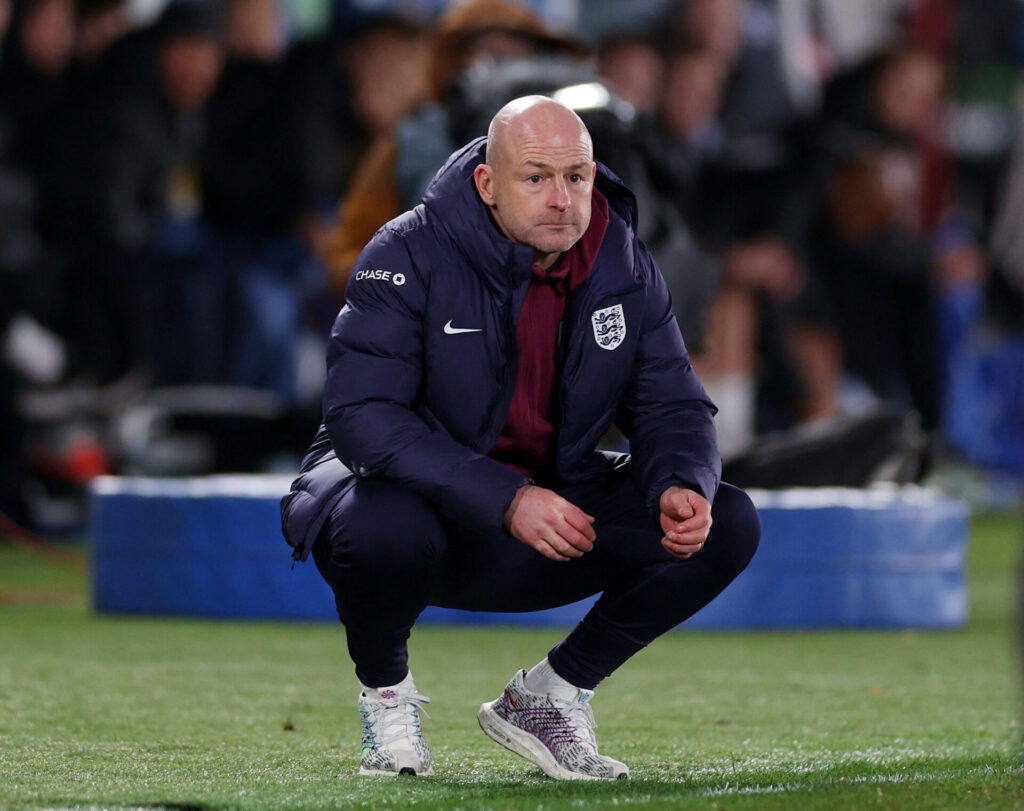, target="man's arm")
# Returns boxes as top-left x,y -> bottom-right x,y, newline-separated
619,243 -> 722,511
323,229 -> 528,532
